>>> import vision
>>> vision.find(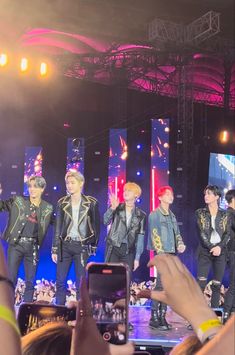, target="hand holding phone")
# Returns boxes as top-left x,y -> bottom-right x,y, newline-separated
87,262 -> 129,345
70,277 -> 134,355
